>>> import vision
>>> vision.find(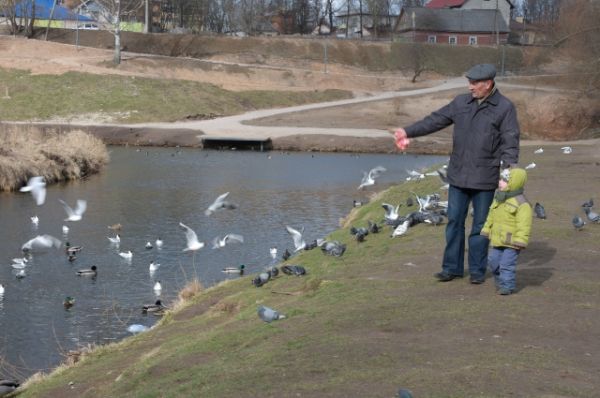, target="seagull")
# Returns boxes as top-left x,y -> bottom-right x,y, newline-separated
31,215 -> 39,226
59,199 -> 87,222
572,216 -> 586,230
534,202 -> 546,219
0,284 -> 4,295
285,225 -> 306,252
584,207 -> 600,223
11,257 -> 28,267
525,162 -> 536,170
127,324 -> 149,334
561,146 -> 572,154
22,234 -> 62,252
155,238 -> 164,249
149,261 -> 160,273
145,242 -> 153,249
62,225 -> 69,235
257,305 -> 286,323
205,192 -> 237,216
153,281 -> 162,295
358,166 -> 386,190
382,203 -> 400,222
19,176 -> 46,205
77,265 -> 97,276
179,222 -> 204,251
406,169 -> 425,181
119,251 -> 133,260
534,148 -> 544,154
391,220 -> 410,237
269,247 -> 277,259
212,234 -> 244,249
107,234 -> 121,244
